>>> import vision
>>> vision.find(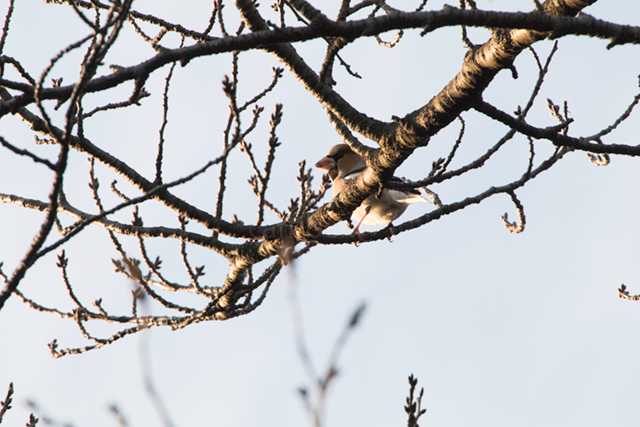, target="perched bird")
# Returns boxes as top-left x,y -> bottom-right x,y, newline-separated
315,144 -> 427,235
